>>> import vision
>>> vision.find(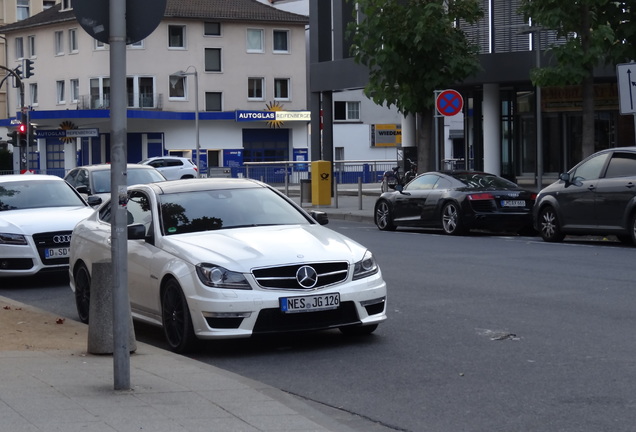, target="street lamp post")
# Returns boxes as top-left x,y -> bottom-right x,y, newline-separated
172,67 -> 200,177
